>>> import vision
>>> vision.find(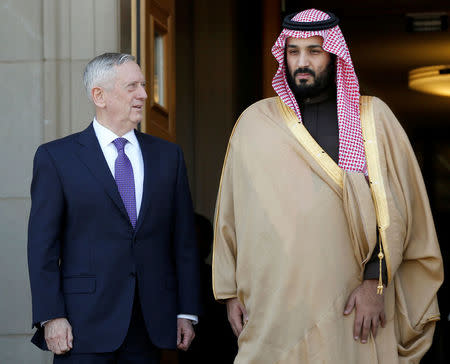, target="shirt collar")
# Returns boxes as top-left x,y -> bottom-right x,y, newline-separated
93,118 -> 139,149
